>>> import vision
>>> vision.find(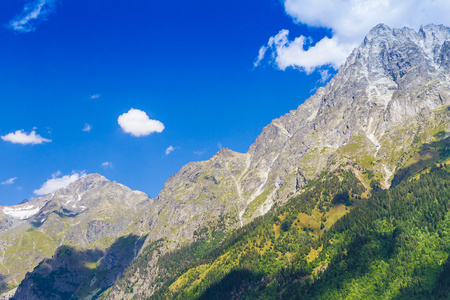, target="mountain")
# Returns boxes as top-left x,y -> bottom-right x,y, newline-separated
102,24 -> 450,298
141,22 -> 450,243
0,174 -> 150,296
145,158 -> 450,299
1,23 -> 450,299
